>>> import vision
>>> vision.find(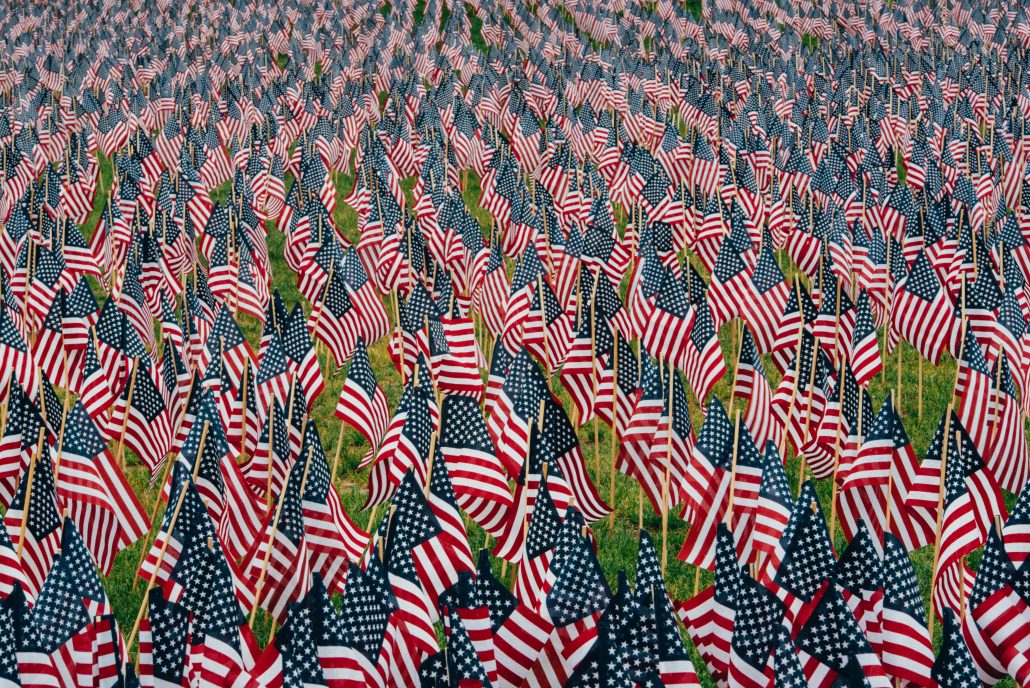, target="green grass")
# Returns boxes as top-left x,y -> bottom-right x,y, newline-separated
466,2 -> 487,52
70,149 -> 1019,688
